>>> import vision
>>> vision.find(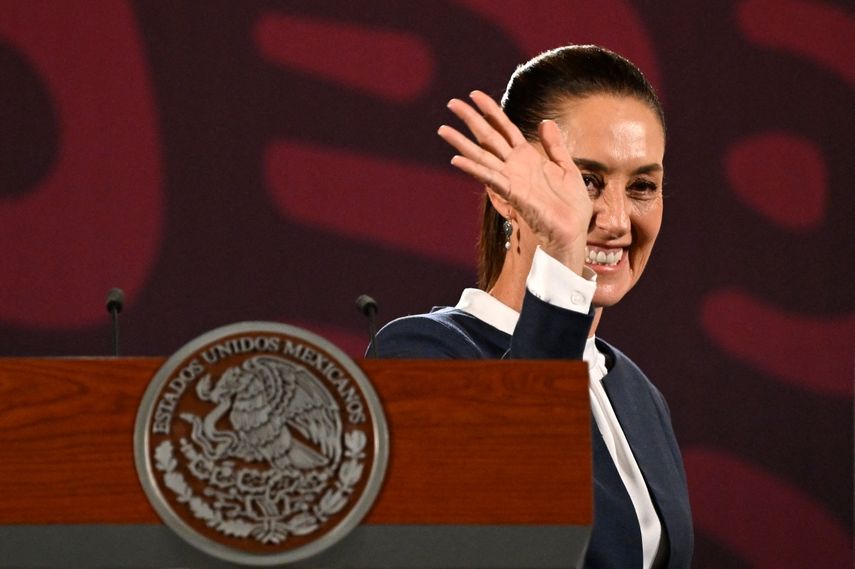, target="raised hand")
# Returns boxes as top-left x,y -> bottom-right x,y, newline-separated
437,90 -> 591,275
